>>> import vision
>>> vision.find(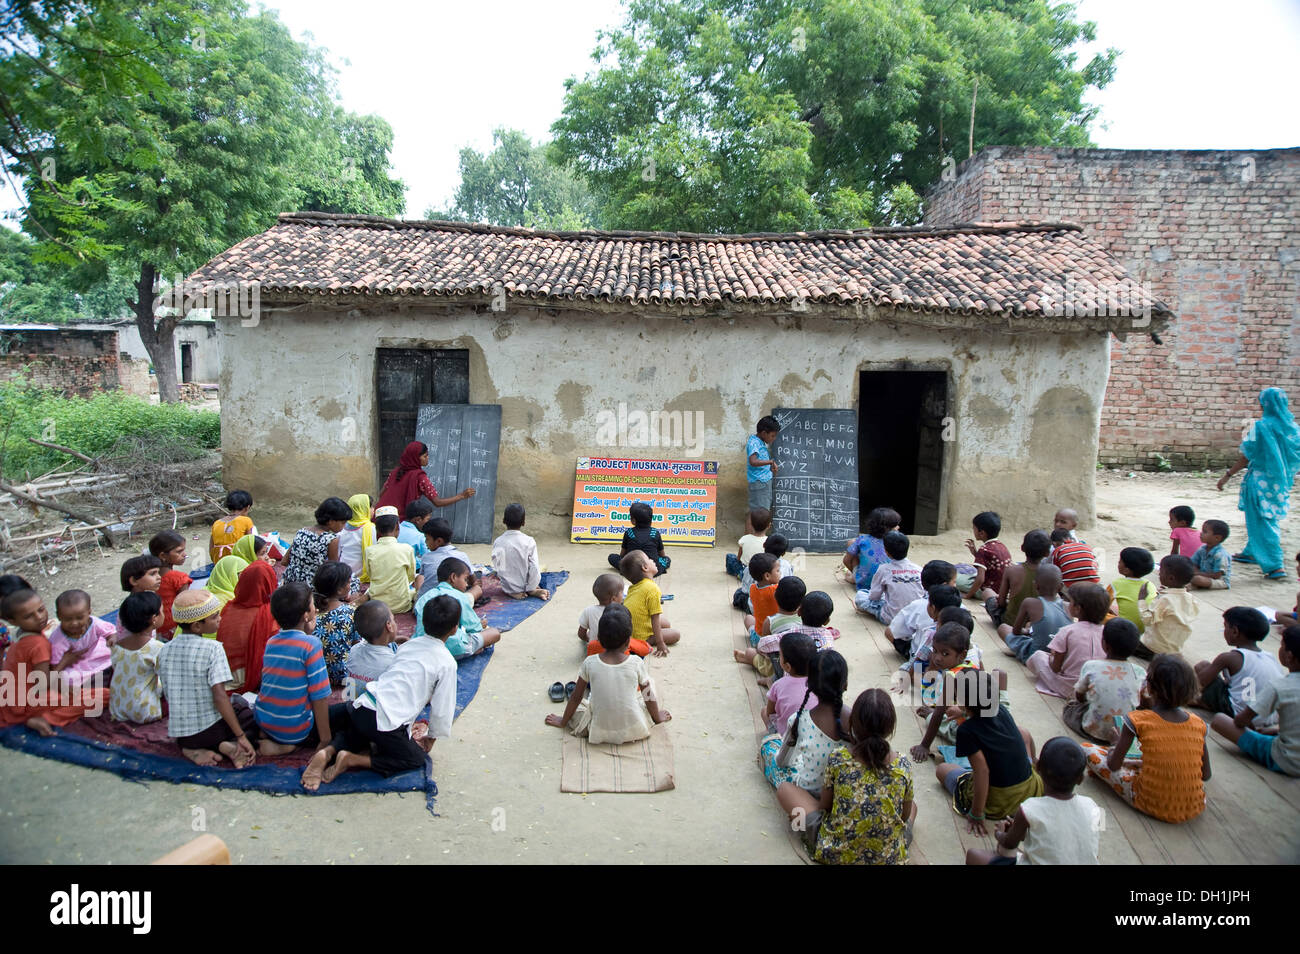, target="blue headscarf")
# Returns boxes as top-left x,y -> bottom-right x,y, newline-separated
1243,387 -> 1300,487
